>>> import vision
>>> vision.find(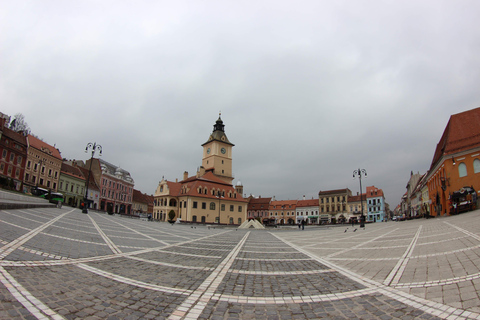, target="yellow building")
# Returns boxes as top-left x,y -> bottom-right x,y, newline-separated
154,115 -> 247,225
24,135 -> 62,193
318,188 -> 351,223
